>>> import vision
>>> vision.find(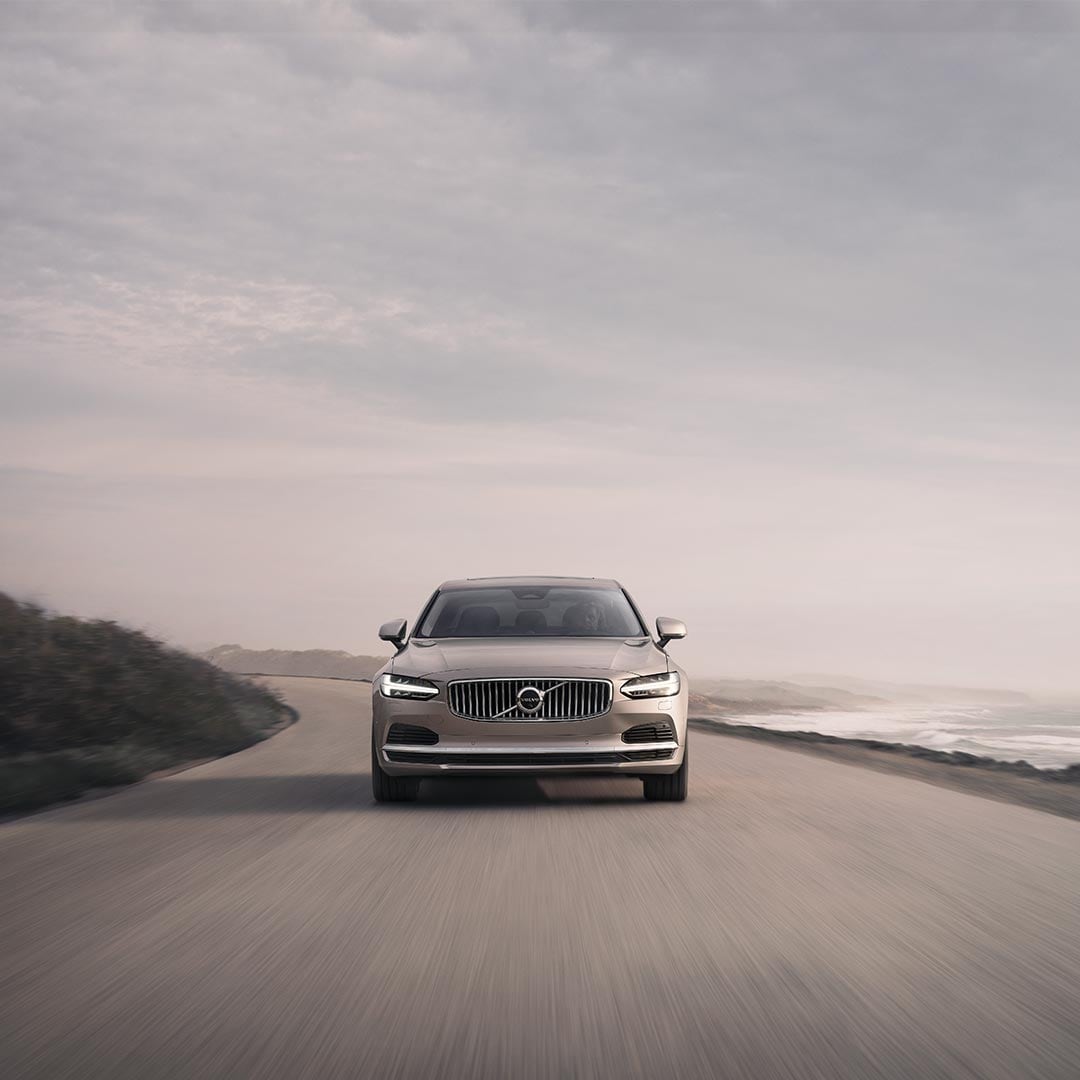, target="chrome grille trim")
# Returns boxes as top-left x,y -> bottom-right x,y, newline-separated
448,678 -> 612,721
